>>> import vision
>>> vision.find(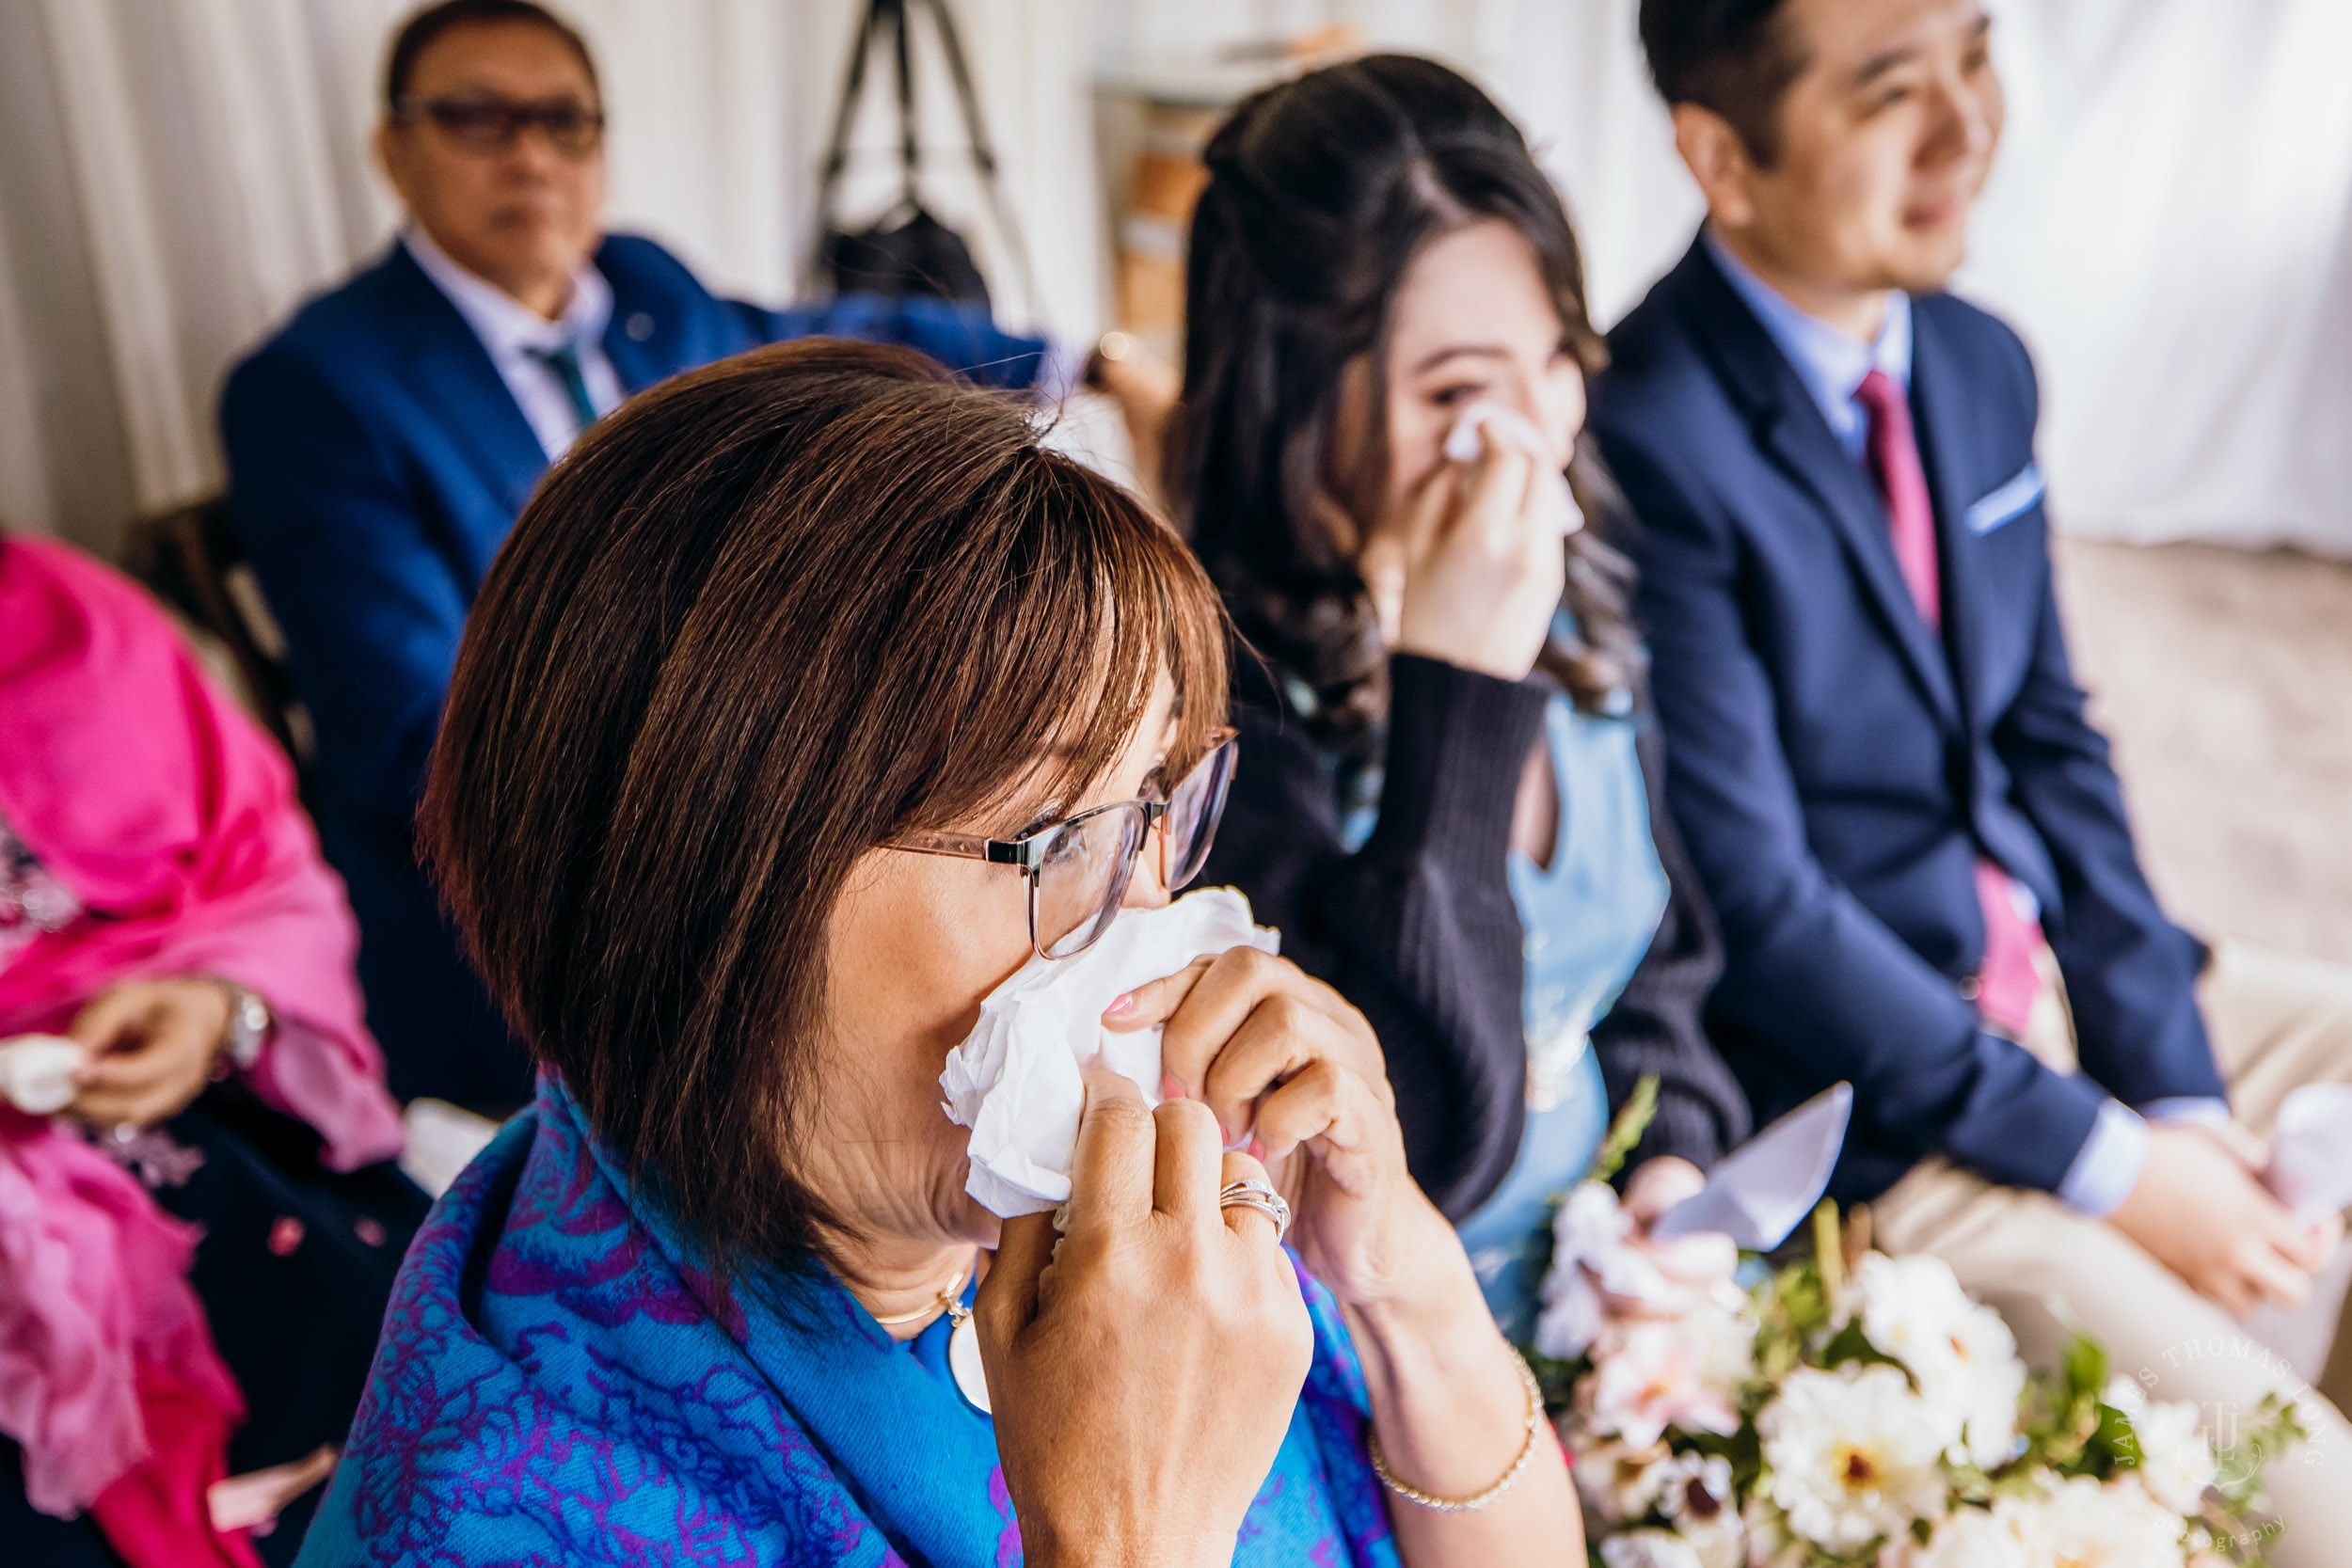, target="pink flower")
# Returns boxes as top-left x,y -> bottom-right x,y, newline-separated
1579,1320 -> 1741,1448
